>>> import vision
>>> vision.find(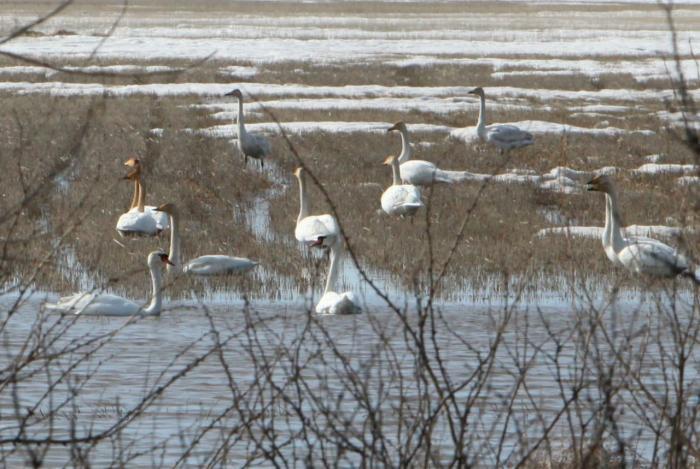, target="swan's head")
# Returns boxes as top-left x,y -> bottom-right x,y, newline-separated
387,122 -> 406,133
383,155 -> 397,166
155,203 -> 177,215
586,174 -> 615,193
124,157 -> 141,168
225,89 -> 243,99
123,169 -> 138,180
467,87 -> 485,97
123,158 -> 142,179
293,167 -> 304,178
149,251 -> 175,268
